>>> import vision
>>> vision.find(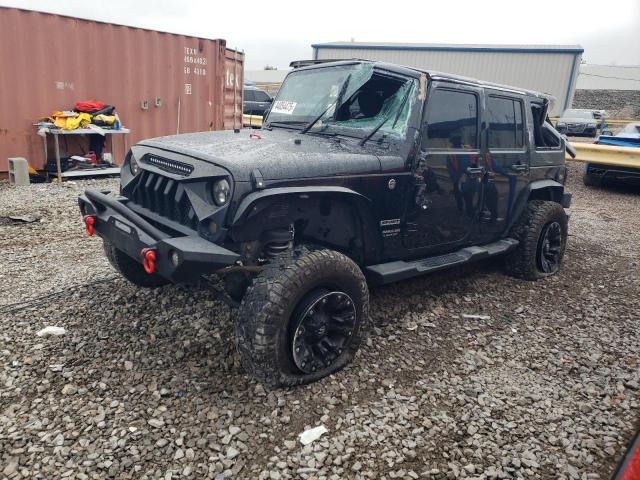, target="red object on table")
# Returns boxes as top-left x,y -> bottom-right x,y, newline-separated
74,100 -> 105,113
